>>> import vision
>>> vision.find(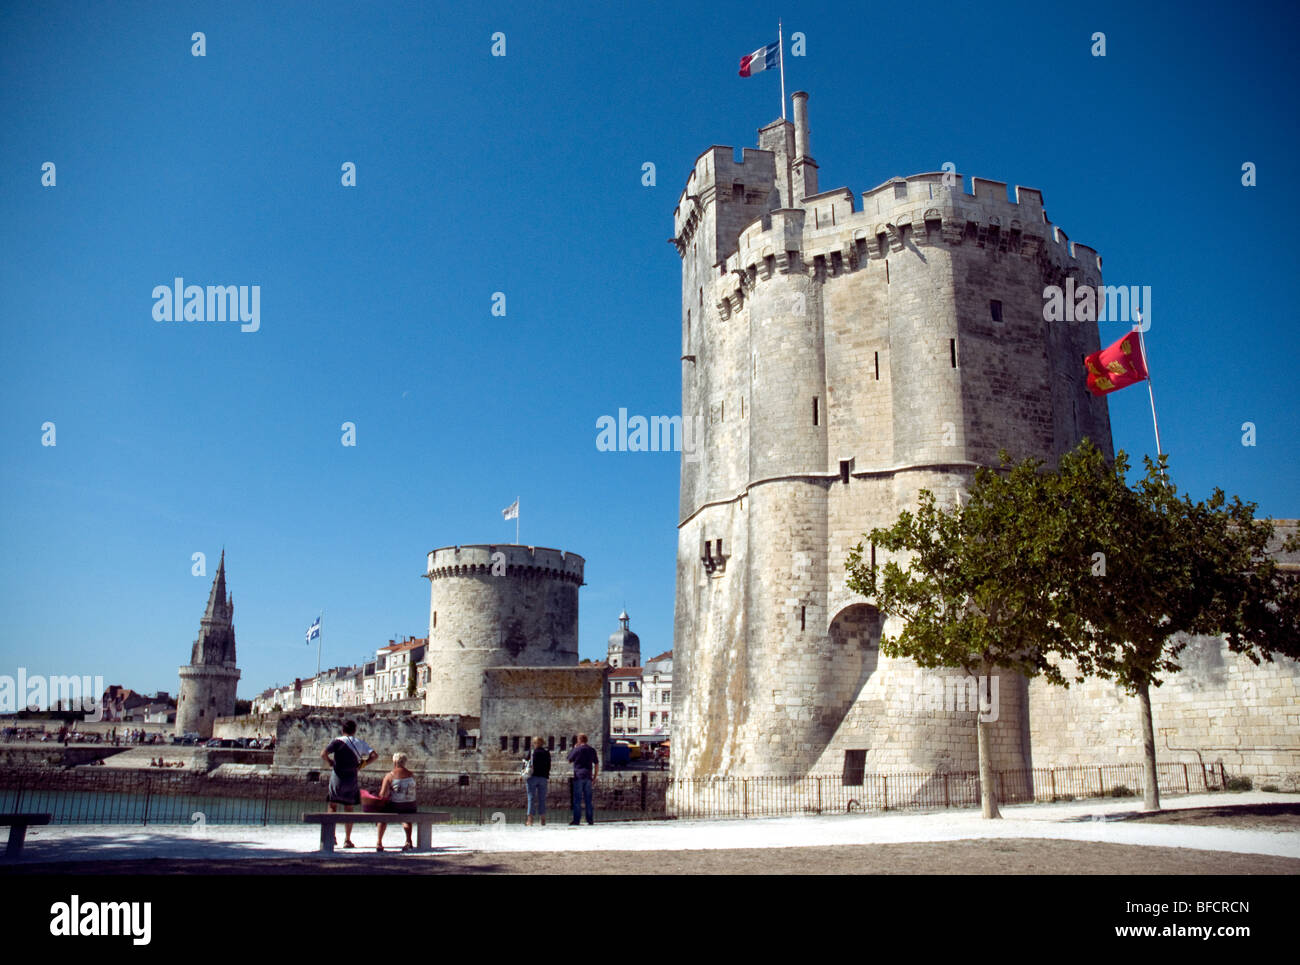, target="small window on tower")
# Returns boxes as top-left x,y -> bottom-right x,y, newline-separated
840,460 -> 851,484
894,181 -> 908,200
990,299 -> 1003,322
813,397 -> 819,426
